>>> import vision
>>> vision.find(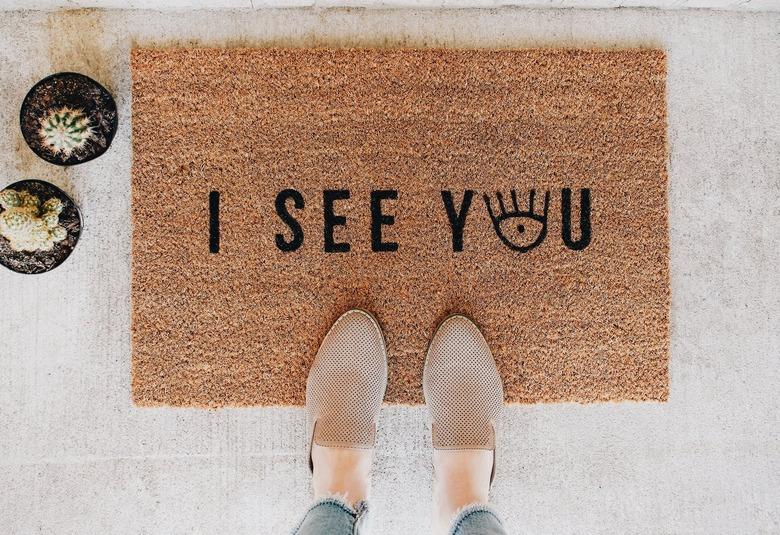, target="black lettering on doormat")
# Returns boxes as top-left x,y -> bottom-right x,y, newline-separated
441,190 -> 474,252
209,190 -> 219,254
275,188 -> 305,252
323,190 -> 351,253
484,189 -> 551,253
561,188 -> 591,251
212,187 -> 592,254
371,190 -> 399,253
